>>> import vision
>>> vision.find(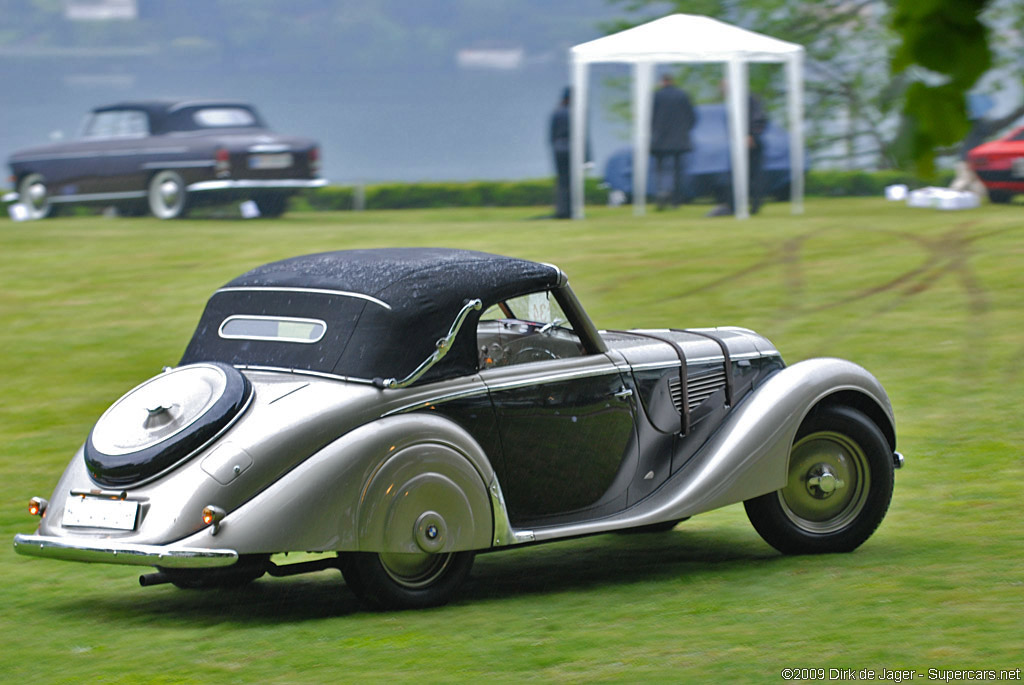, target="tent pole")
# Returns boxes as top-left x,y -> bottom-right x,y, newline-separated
787,51 -> 805,214
726,59 -> 749,219
632,62 -> 654,217
570,59 -> 588,219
